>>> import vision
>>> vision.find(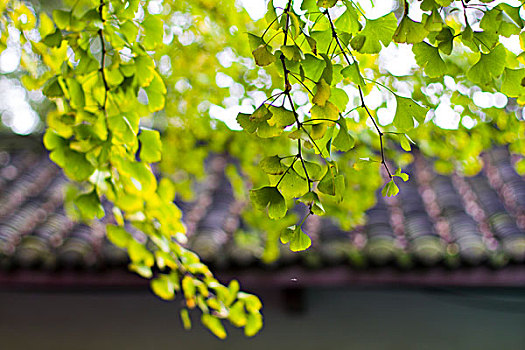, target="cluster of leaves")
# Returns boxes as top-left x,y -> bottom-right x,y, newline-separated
2,0 -> 261,338
2,0 -> 525,338
238,0 -> 525,250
